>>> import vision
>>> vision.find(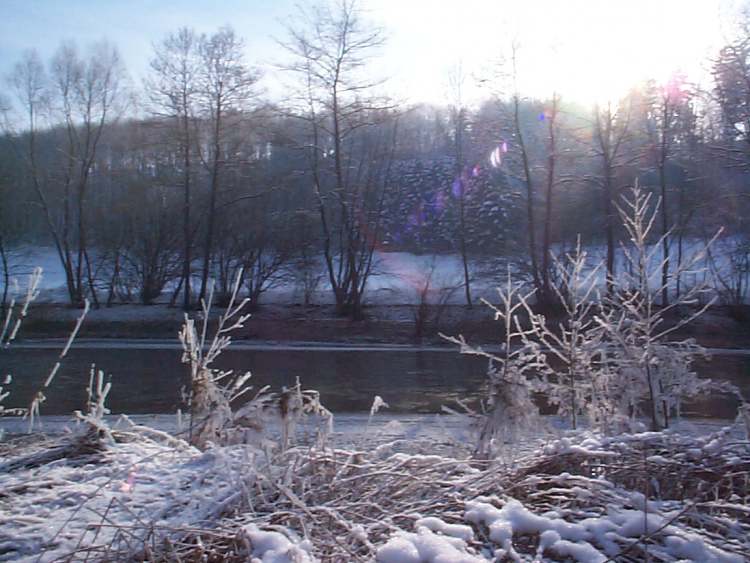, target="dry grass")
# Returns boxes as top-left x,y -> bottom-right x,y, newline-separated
13,425 -> 740,562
